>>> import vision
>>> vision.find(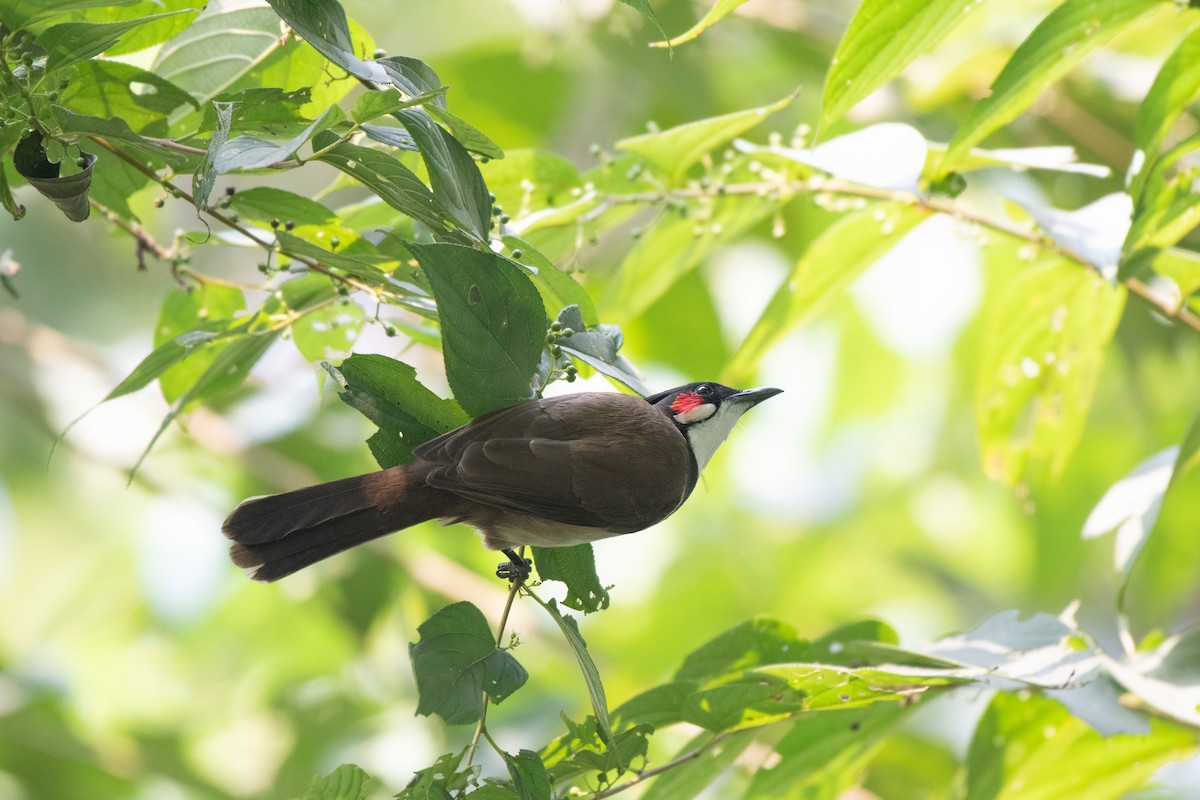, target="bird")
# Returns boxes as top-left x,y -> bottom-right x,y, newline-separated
223,382 -> 782,582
